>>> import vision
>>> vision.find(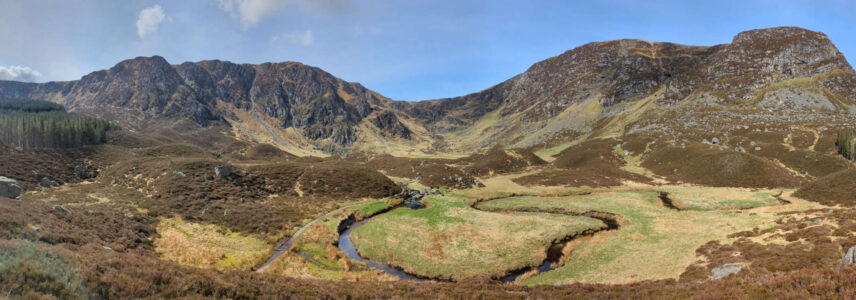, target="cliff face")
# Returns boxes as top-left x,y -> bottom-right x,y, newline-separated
1,27 -> 854,154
